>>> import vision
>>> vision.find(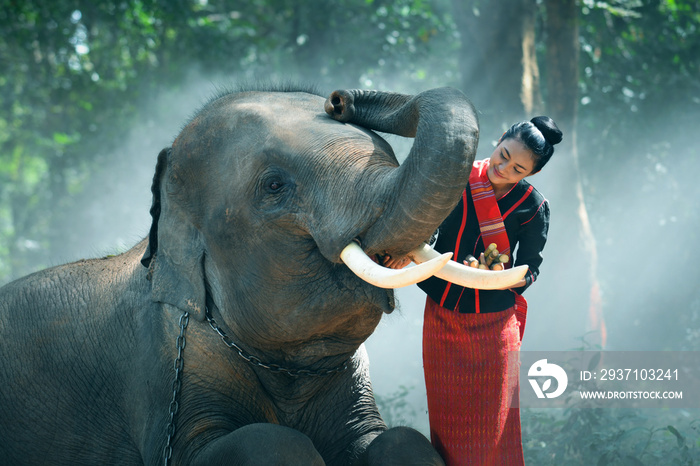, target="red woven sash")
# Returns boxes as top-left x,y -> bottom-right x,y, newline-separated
469,159 -> 512,264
